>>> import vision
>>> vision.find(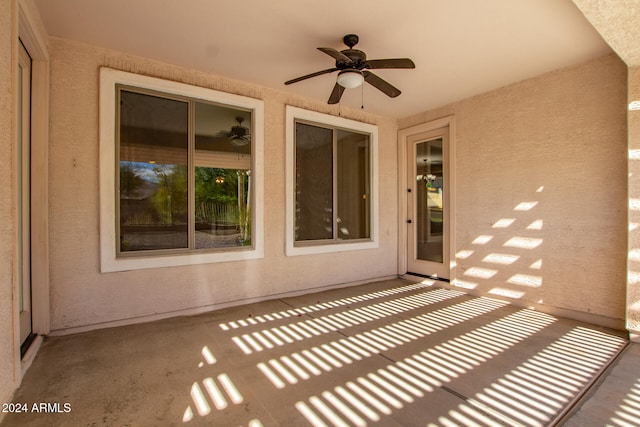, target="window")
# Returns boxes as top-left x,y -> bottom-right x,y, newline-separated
286,106 -> 378,256
100,68 -> 264,272
295,122 -> 371,242
118,90 -> 252,253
